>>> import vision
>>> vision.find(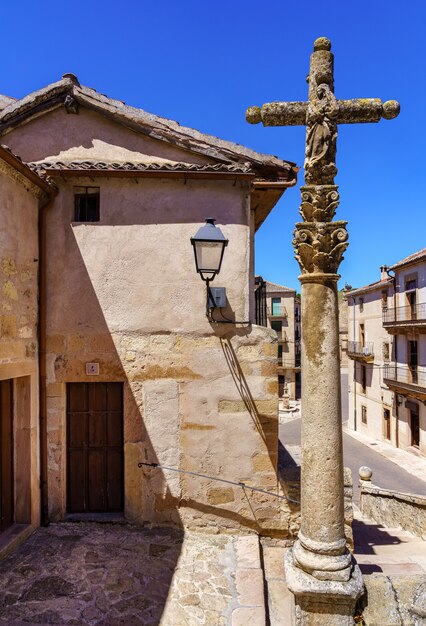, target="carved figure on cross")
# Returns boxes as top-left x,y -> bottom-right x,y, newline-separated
246,36 -> 399,186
